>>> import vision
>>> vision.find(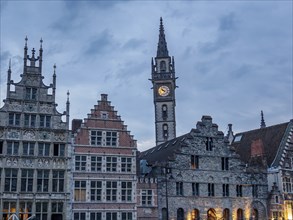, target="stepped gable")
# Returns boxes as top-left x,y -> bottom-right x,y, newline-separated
231,122 -> 289,166
74,94 -> 136,148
